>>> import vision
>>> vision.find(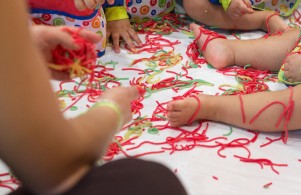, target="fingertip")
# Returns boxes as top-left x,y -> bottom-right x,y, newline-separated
71,43 -> 81,50
127,43 -> 135,51
134,38 -> 143,46
247,8 -> 254,14
114,48 -> 120,53
129,86 -> 140,100
189,23 -> 198,30
84,1 -> 97,9
166,101 -> 174,111
57,31 -> 80,50
74,1 -> 86,11
82,30 -> 102,43
135,85 -> 146,97
113,41 -> 120,53
190,23 -> 202,37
